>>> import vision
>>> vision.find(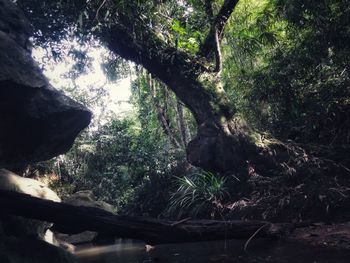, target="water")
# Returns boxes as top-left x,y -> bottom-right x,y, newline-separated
76,238 -> 350,263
